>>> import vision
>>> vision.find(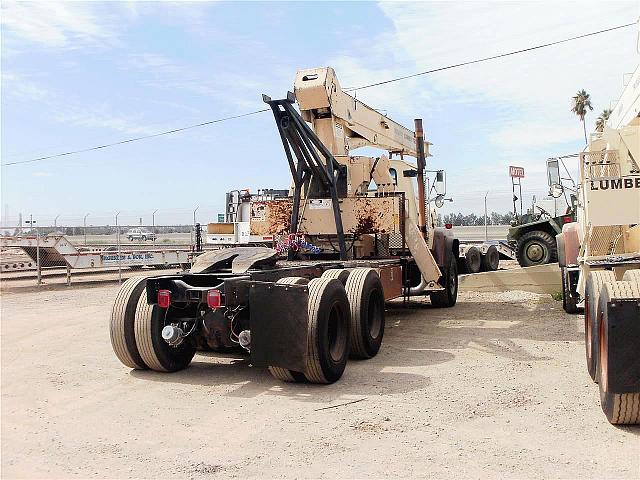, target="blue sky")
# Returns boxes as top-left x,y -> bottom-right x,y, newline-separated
1,1 -> 638,227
